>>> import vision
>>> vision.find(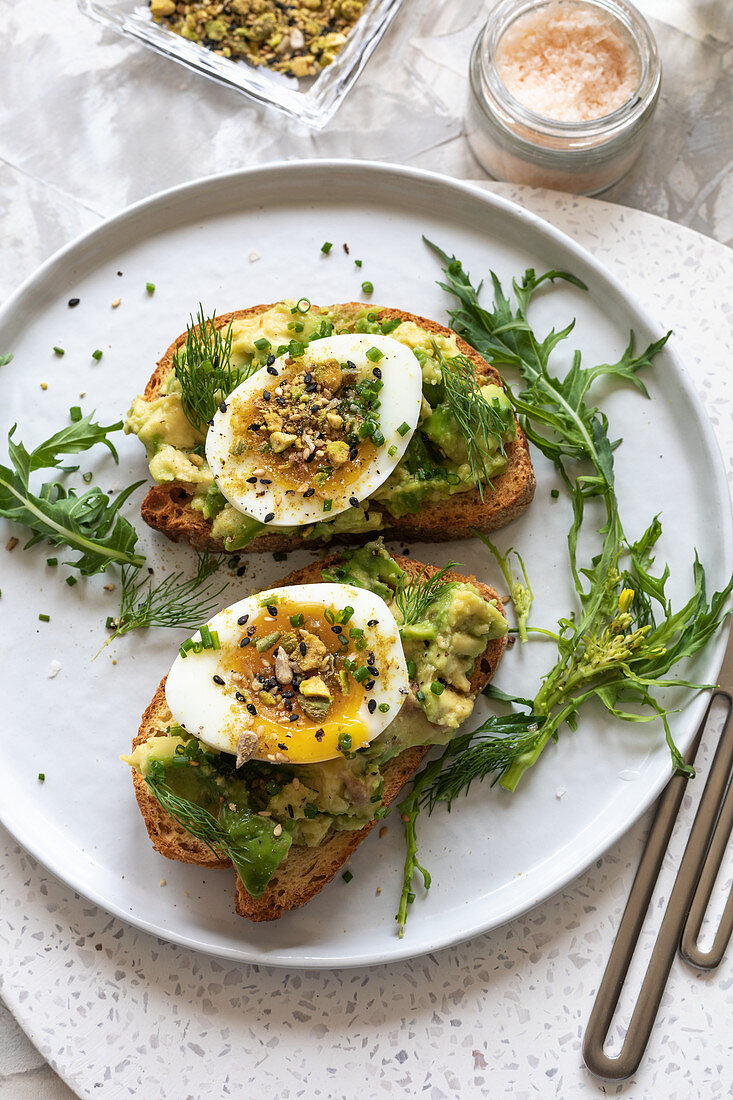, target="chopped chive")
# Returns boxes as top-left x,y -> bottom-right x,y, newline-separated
209,629 -> 220,650
339,606 -> 355,623
92,349 -> 103,361
355,259 -> 362,268
66,576 -> 77,586
273,551 -> 287,562
380,318 -> 401,334
304,802 -> 318,819
290,612 -> 304,627
82,472 -> 93,483
200,624 -> 212,647
325,608 -> 335,624
367,312 -> 377,323
69,406 -> 82,422
146,282 -> 155,294
342,870 -> 354,883
349,627 -> 363,638
254,337 -> 271,351
430,681 -> 445,695
416,689 -> 426,702
378,703 -> 390,713
53,346 -> 65,356
407,660 -> 416,678
38,773 -> 45,782
321,241 -> 333,254
388,444 -> 397,457
372,428 -> 385,447
255,631 -> 281,652
551,488 -> 560,499
46,557 -> 58,567
106,616 -> 117,630
294,297 -> 311,313
366,346 -> 383,363
323,500 -> 333,512
38,613 -> 50,622
353,665 -> 370,683
361,281 -> 373,294
396,421 -> 410,436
